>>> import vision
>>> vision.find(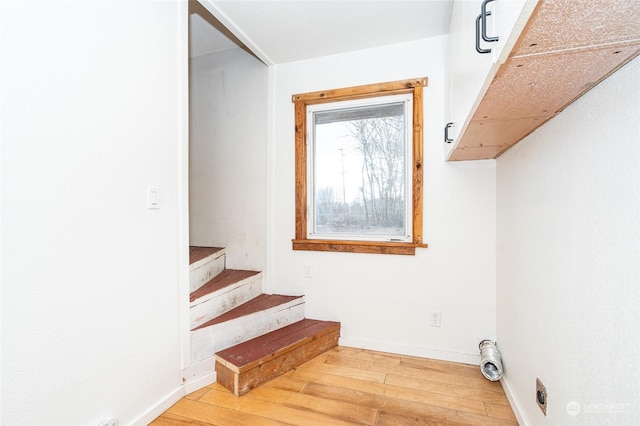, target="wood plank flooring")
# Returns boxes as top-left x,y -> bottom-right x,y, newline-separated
151,346 -> 518,425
